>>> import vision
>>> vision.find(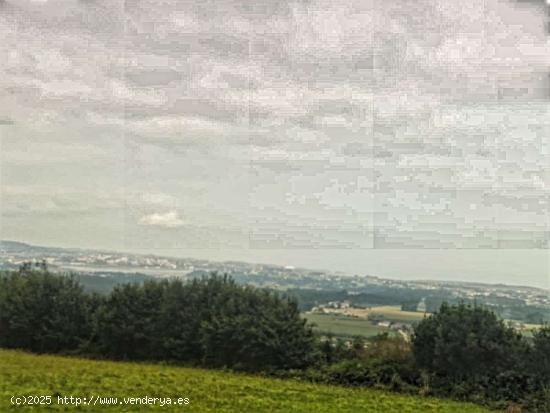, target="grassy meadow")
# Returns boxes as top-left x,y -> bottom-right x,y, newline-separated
304,305 -> 428,337
0,349 -> 494,413
324,305 -> 428,323
304,313 -> 396,337
362,305 -> 428,322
